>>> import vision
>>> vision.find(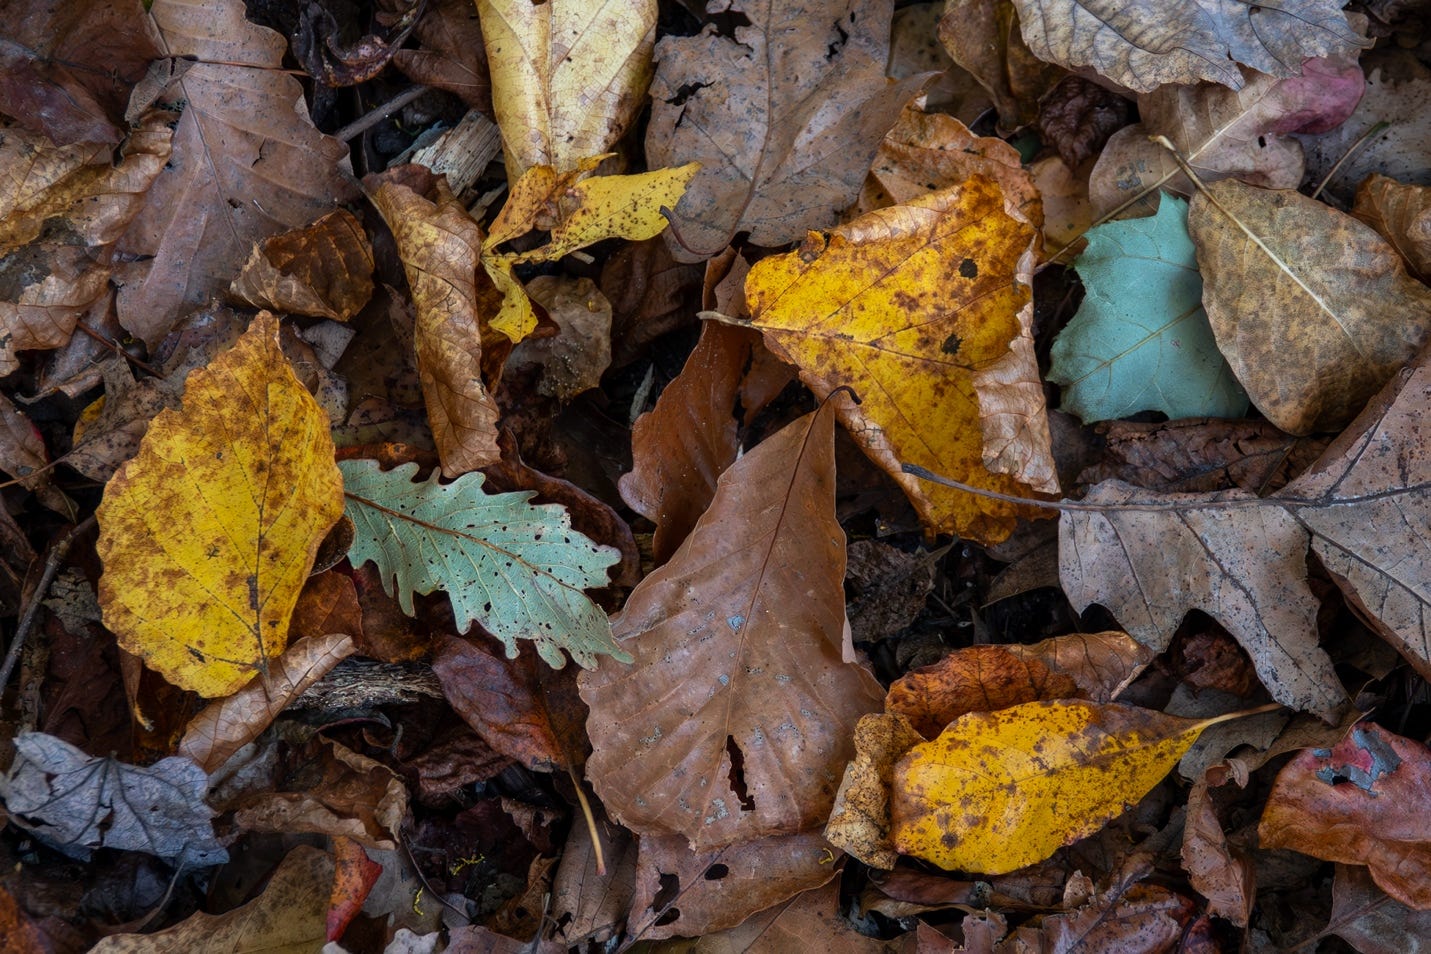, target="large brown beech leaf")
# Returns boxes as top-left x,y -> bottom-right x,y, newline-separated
114,0 -> 358,347
645,0 -> 930,261
579,398 -> 884,850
